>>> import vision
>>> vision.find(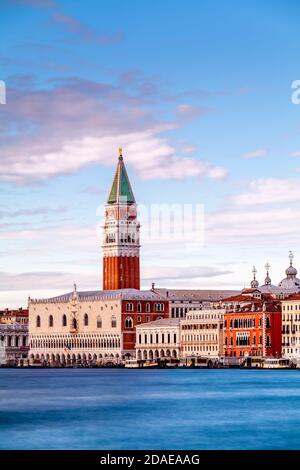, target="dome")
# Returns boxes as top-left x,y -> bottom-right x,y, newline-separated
264,273 -> 271,286
278,252 -> 300,292
250,266 -> 259,289
286,265 -> 297,277
251,279 -> 259,288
